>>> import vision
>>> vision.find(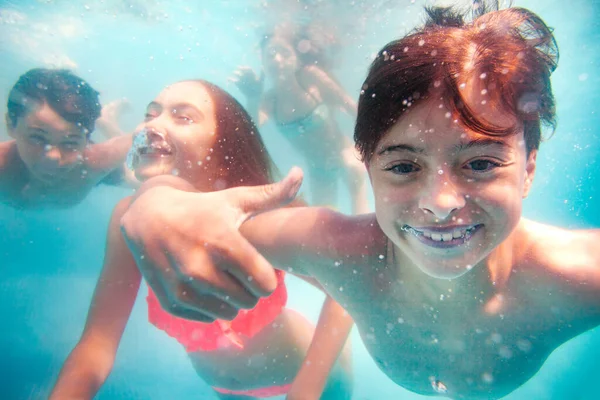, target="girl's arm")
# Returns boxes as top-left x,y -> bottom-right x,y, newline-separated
287,280 -> 353,400
302,65 -> 357,118
50,198 -> 141,399
230,66 -> 271,126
